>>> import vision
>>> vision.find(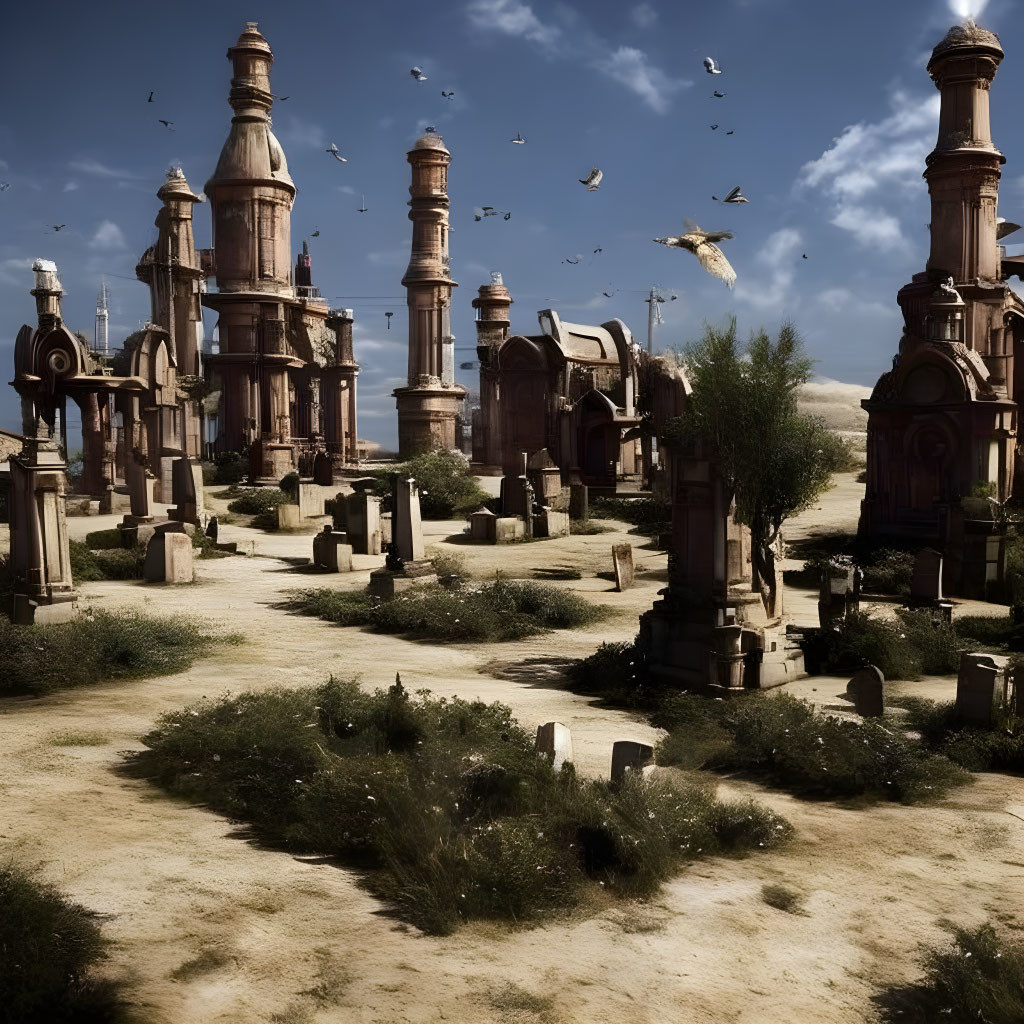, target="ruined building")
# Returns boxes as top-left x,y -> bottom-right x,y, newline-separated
394,131 -> 464,456
860,20 -> 1024,597
471,275 -> 642,489
202,23 -> 358,479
